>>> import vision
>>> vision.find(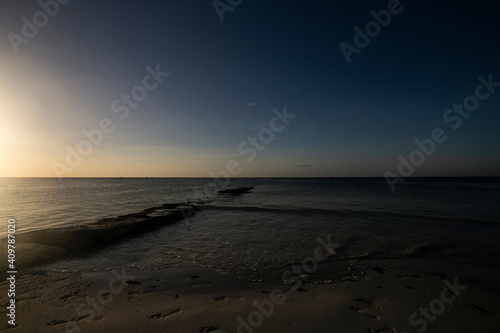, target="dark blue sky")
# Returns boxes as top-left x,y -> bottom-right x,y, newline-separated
1,0 -> 499,177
